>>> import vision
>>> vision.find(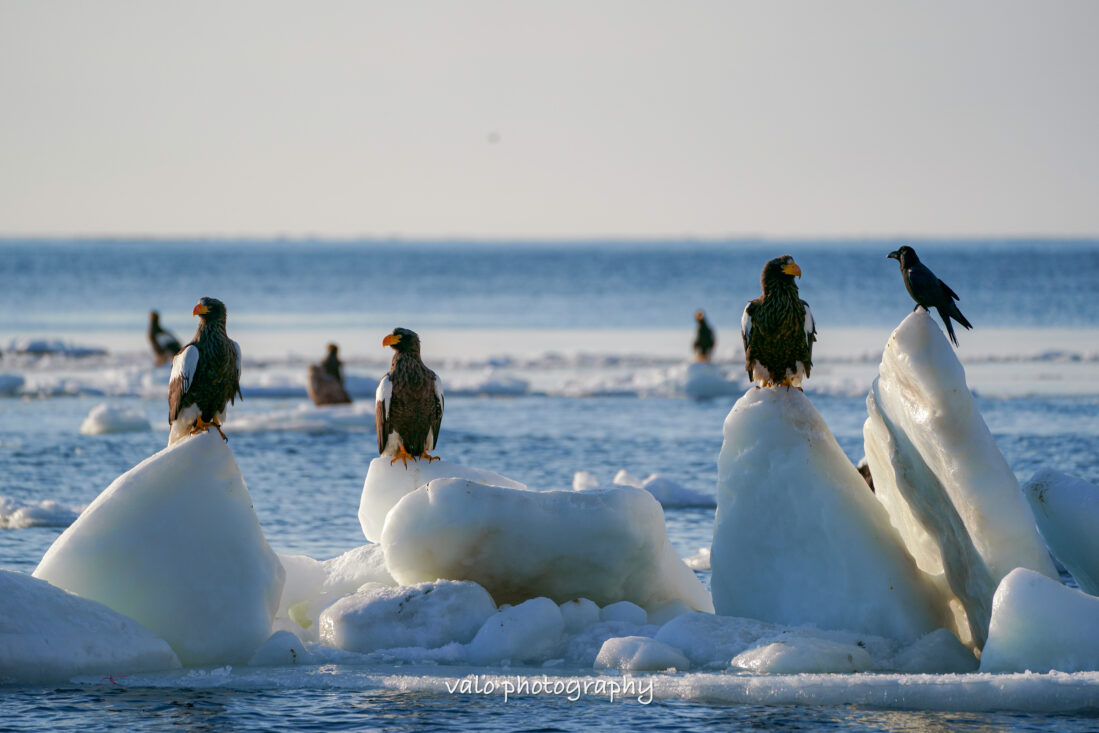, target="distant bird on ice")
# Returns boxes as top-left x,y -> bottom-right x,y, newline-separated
307,343 -> 352,406
888,245 -> 972,346
168,297 -> 242,444
741,255 -> 816,388
376,328 -> 444,466
148,310 -> 182,366
693,310 -> 715,362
